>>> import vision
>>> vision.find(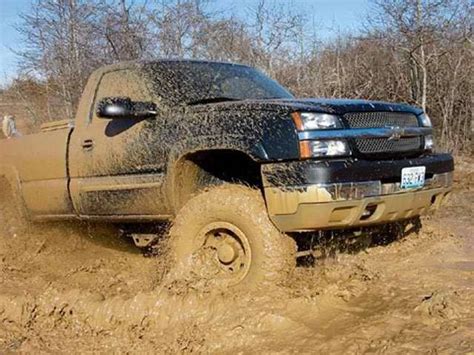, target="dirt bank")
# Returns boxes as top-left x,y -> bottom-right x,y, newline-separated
0,158 -> 473,353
